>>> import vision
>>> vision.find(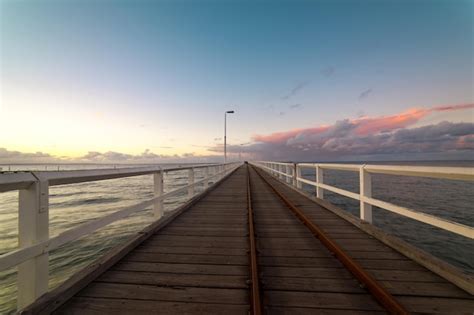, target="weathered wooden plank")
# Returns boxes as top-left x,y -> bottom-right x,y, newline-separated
397,296 -> 474,313
258,249 -> 332,258
184,212 -> 247,217
381,280 -> 472,298
259,255 -> 423,270
144,238 -> 248,249
258,248 -> 405,260
124,251 -> 248,265
167,221 -> 246,227
258,237 -> 401,252
163,226 -> 246,233
133,245 -> 246,256
168,222 -> 246,228
148,234 -> 248,243
257,238 -> 324,250
257,231 -> 369,239
262,274 -> 468,298
173,217 -> 247,224
159,229 -> 247,237
112,261 -> 249,276
96,270 -> 248,289
259,256 -> 342,268
265,306 -> 385,315
370,269 -> 447,282
261,266 -> 351,279
357,259 -> 425,271
77,282 -> 249,305
260,265 -> 446,283
334,238 -> 394,248
263,277 -> 365,293
265,291 -> 382,311
58,297 -> 249,315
